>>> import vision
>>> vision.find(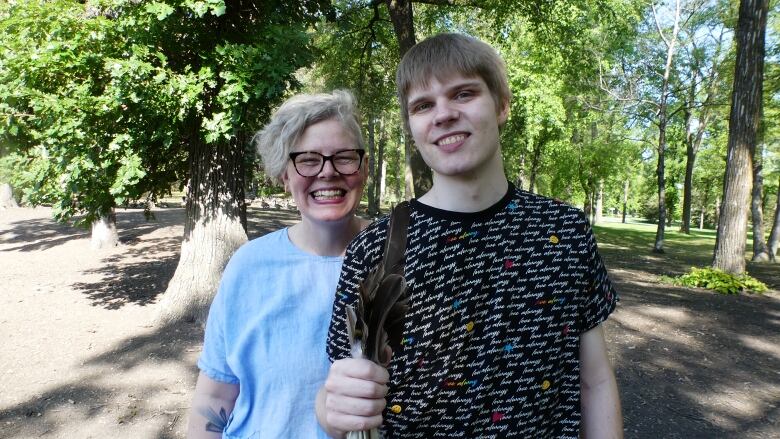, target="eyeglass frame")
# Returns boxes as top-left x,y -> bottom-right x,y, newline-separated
288,149 -> 366,177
